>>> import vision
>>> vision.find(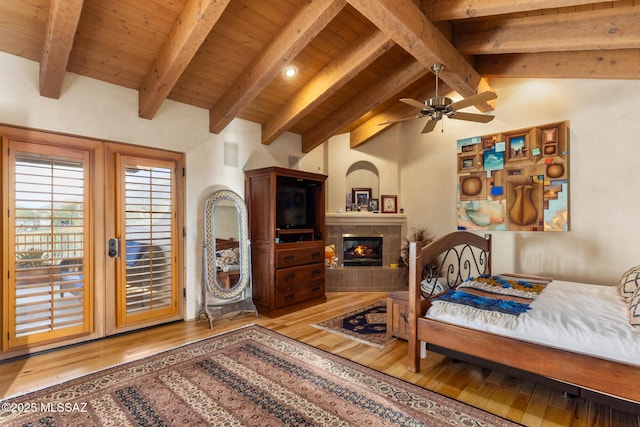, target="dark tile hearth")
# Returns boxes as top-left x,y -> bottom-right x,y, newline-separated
325,265 -> 406,292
